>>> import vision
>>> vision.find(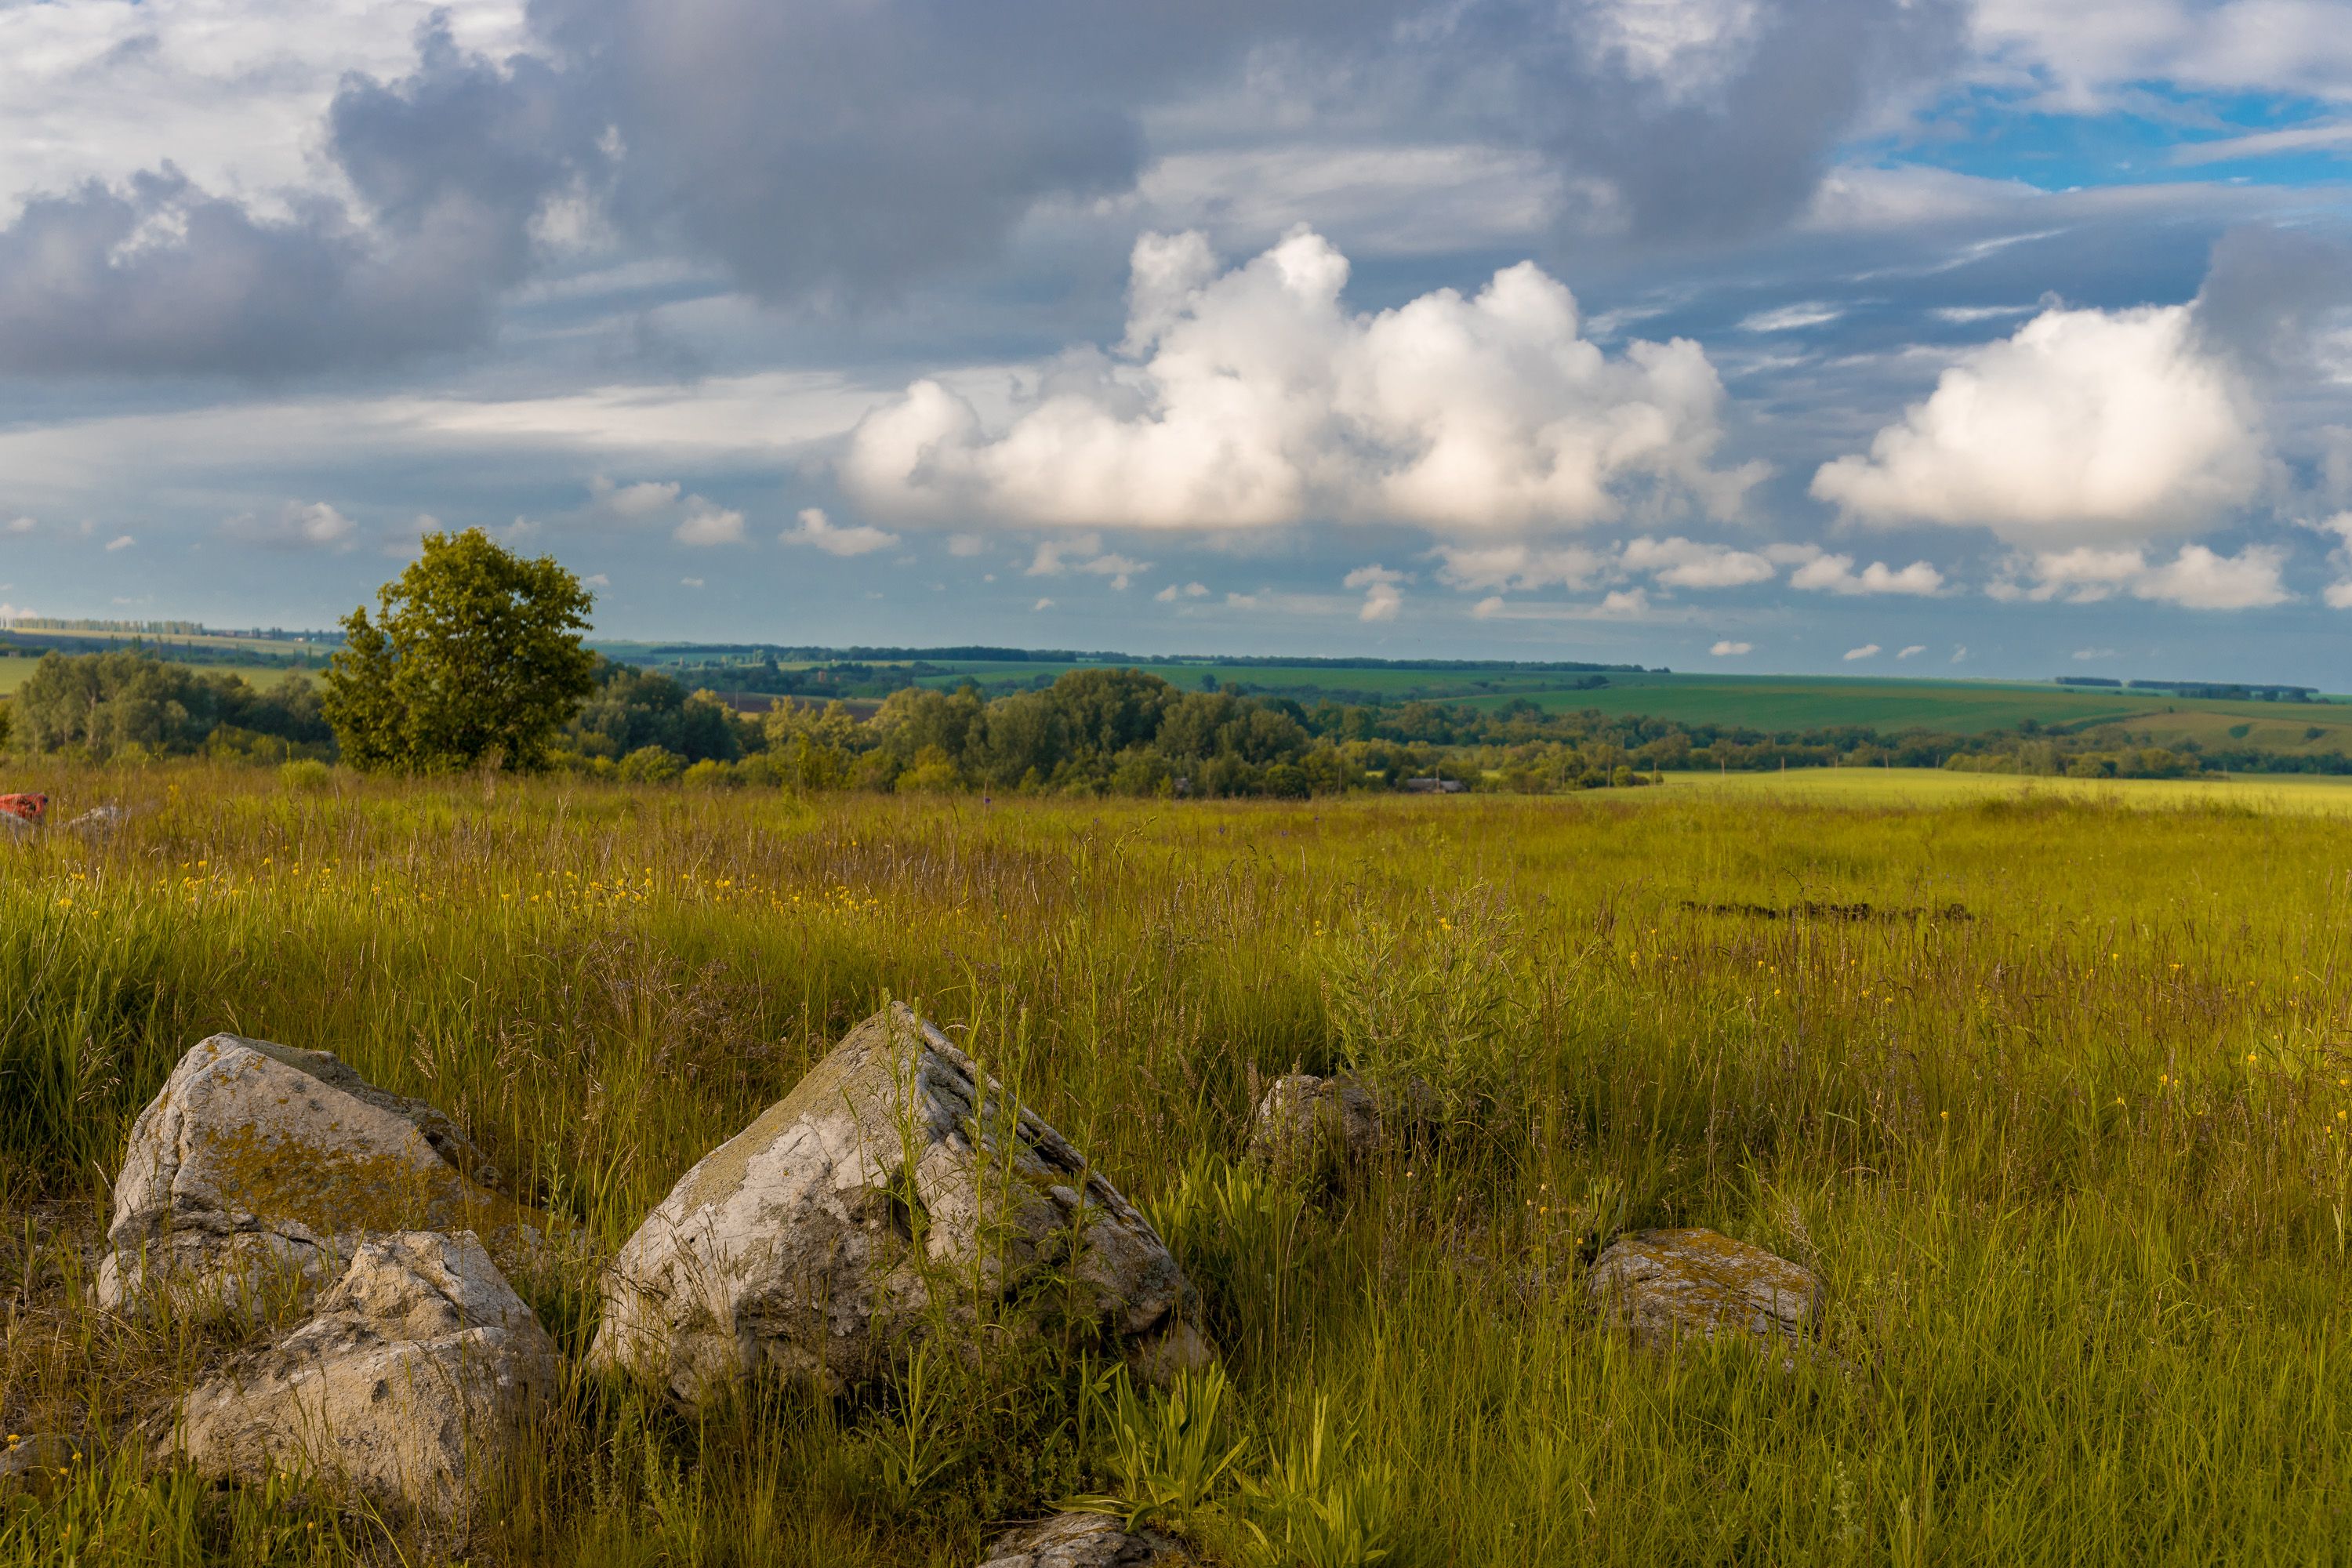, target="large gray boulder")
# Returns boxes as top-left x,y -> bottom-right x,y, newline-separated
98,1033 -> 544,1313
978,1512 -> 1189,1567
1587,1228 -> 1820,1348
177,1230 -> 557,1538
587,1003 -> 1210,1406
